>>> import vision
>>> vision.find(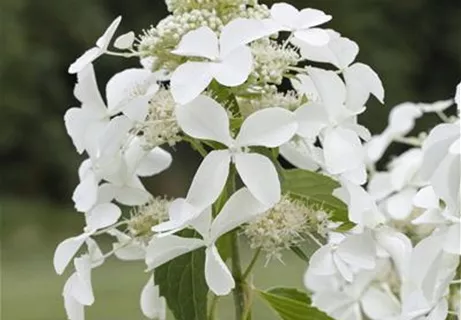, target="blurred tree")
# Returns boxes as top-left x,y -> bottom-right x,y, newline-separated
0,0 -> 459,203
